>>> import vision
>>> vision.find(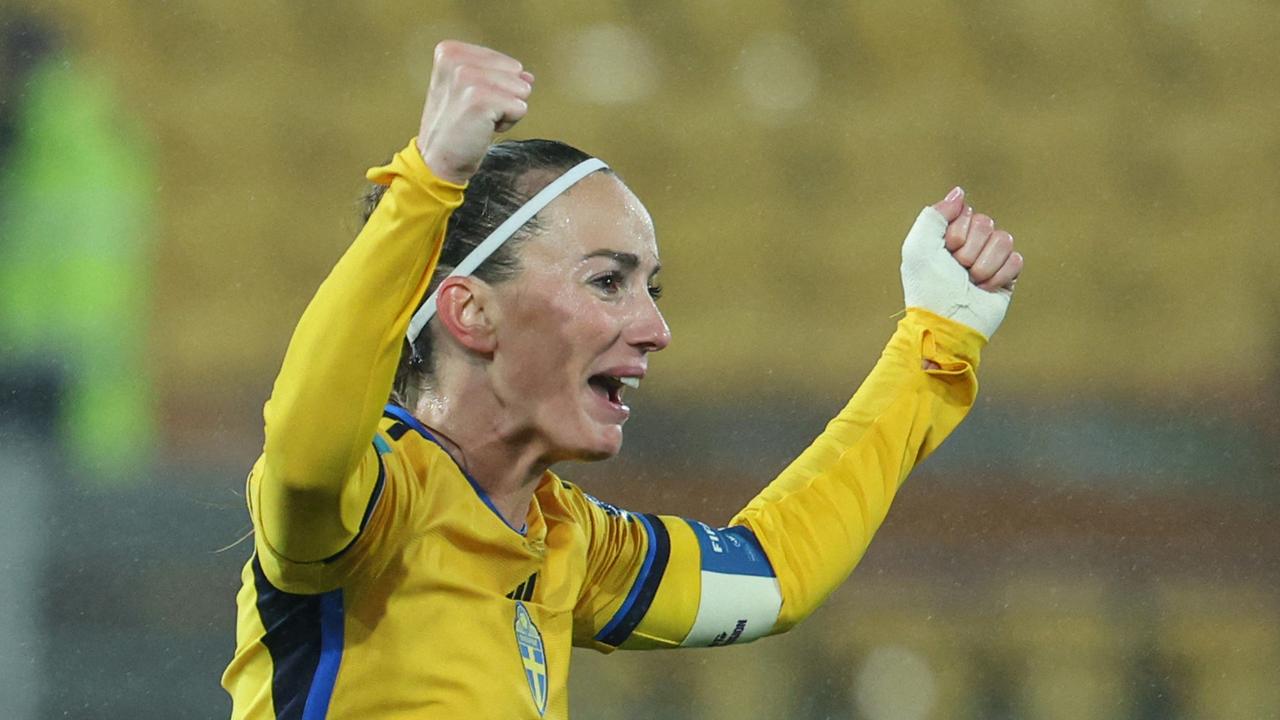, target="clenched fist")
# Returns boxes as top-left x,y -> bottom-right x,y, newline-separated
417,41 -> 534,184
900,187 -> 1024,339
